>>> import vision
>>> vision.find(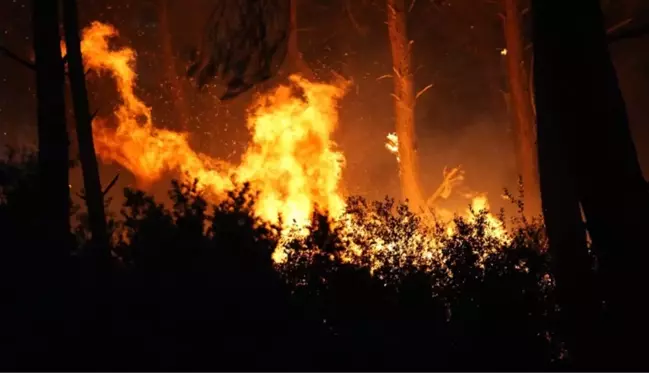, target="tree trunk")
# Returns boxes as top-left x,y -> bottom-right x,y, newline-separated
32,0 -> 70,256
288,0 -> 313,78
159,0 -> 191,131
568,1 -> 649,367
532,2 -> 598,366
386,0 -> 427,214
62,0 -> 110,262
502,0 -> 541,218
532,0 -> 649,368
